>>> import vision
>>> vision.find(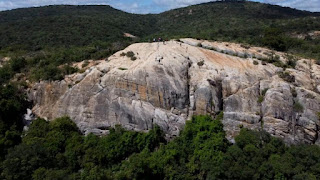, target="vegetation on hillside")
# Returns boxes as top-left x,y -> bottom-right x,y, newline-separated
155,1 -> 320,58
0,84 -> 29,161
0,5 -> 156,81
0,1 -> 319,81
0,115 -> 320,179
